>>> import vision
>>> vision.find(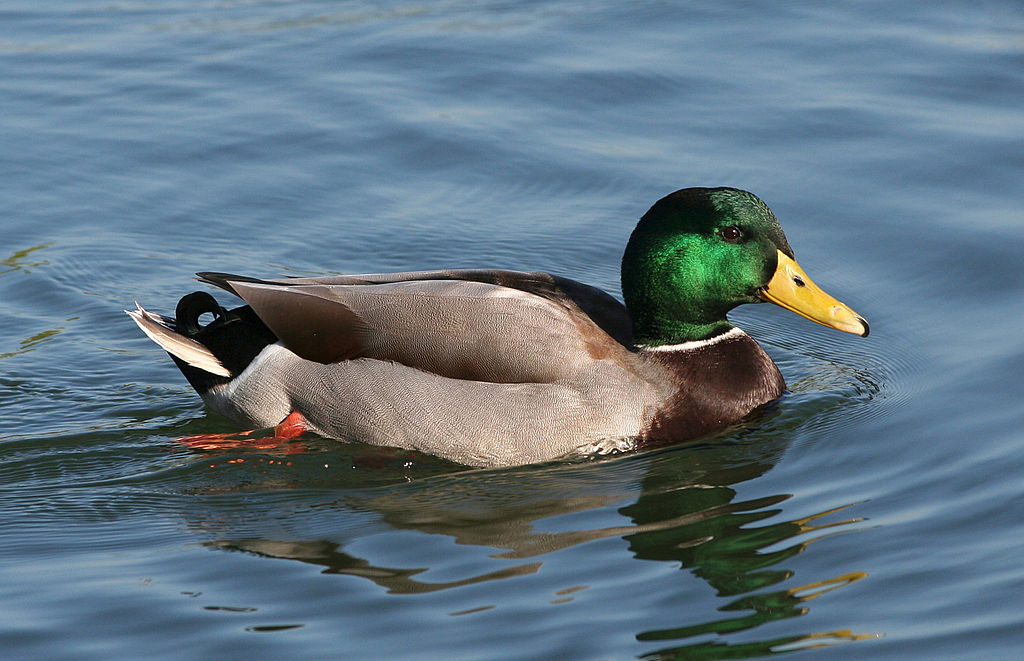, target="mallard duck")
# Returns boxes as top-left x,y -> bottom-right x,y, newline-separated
128,187 -> 867,467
